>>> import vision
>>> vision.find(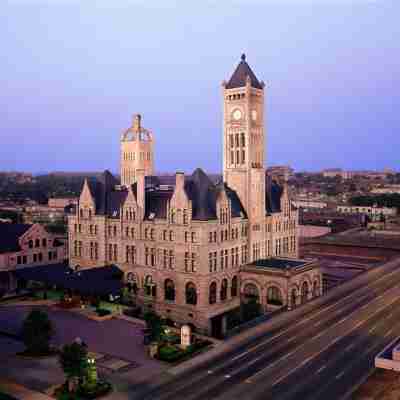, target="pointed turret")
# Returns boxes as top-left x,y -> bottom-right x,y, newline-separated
225,54 -> 264,90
